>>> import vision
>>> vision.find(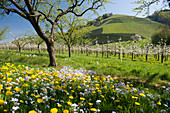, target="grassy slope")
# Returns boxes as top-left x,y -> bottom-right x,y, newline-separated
88,15 -> 161,44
